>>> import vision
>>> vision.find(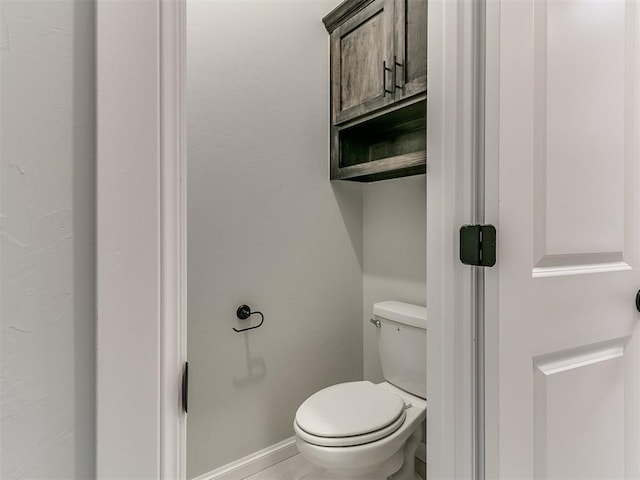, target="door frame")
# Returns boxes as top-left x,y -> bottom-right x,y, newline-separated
95,0 -> 480,478
96,1 -> 186,478
483,1 -> 500,476
426,0 -> 484,478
